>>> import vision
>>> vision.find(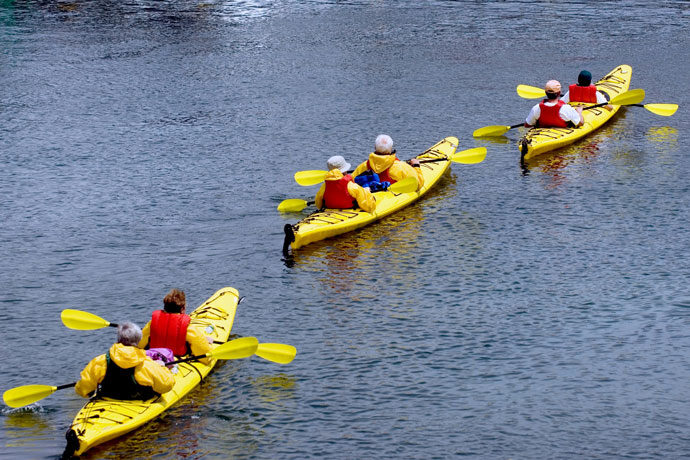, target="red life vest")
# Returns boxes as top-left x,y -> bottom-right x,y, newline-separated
366,157 -> 400,184
537,99 -> 568,128
324,174 -> 356,209
149,310 -> 191,356
568,84 -> 598,103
